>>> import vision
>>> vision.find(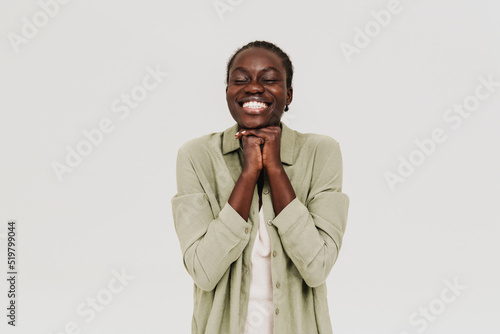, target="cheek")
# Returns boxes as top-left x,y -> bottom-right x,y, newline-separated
269,87 -> 286,100
226,85 -> 240,94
